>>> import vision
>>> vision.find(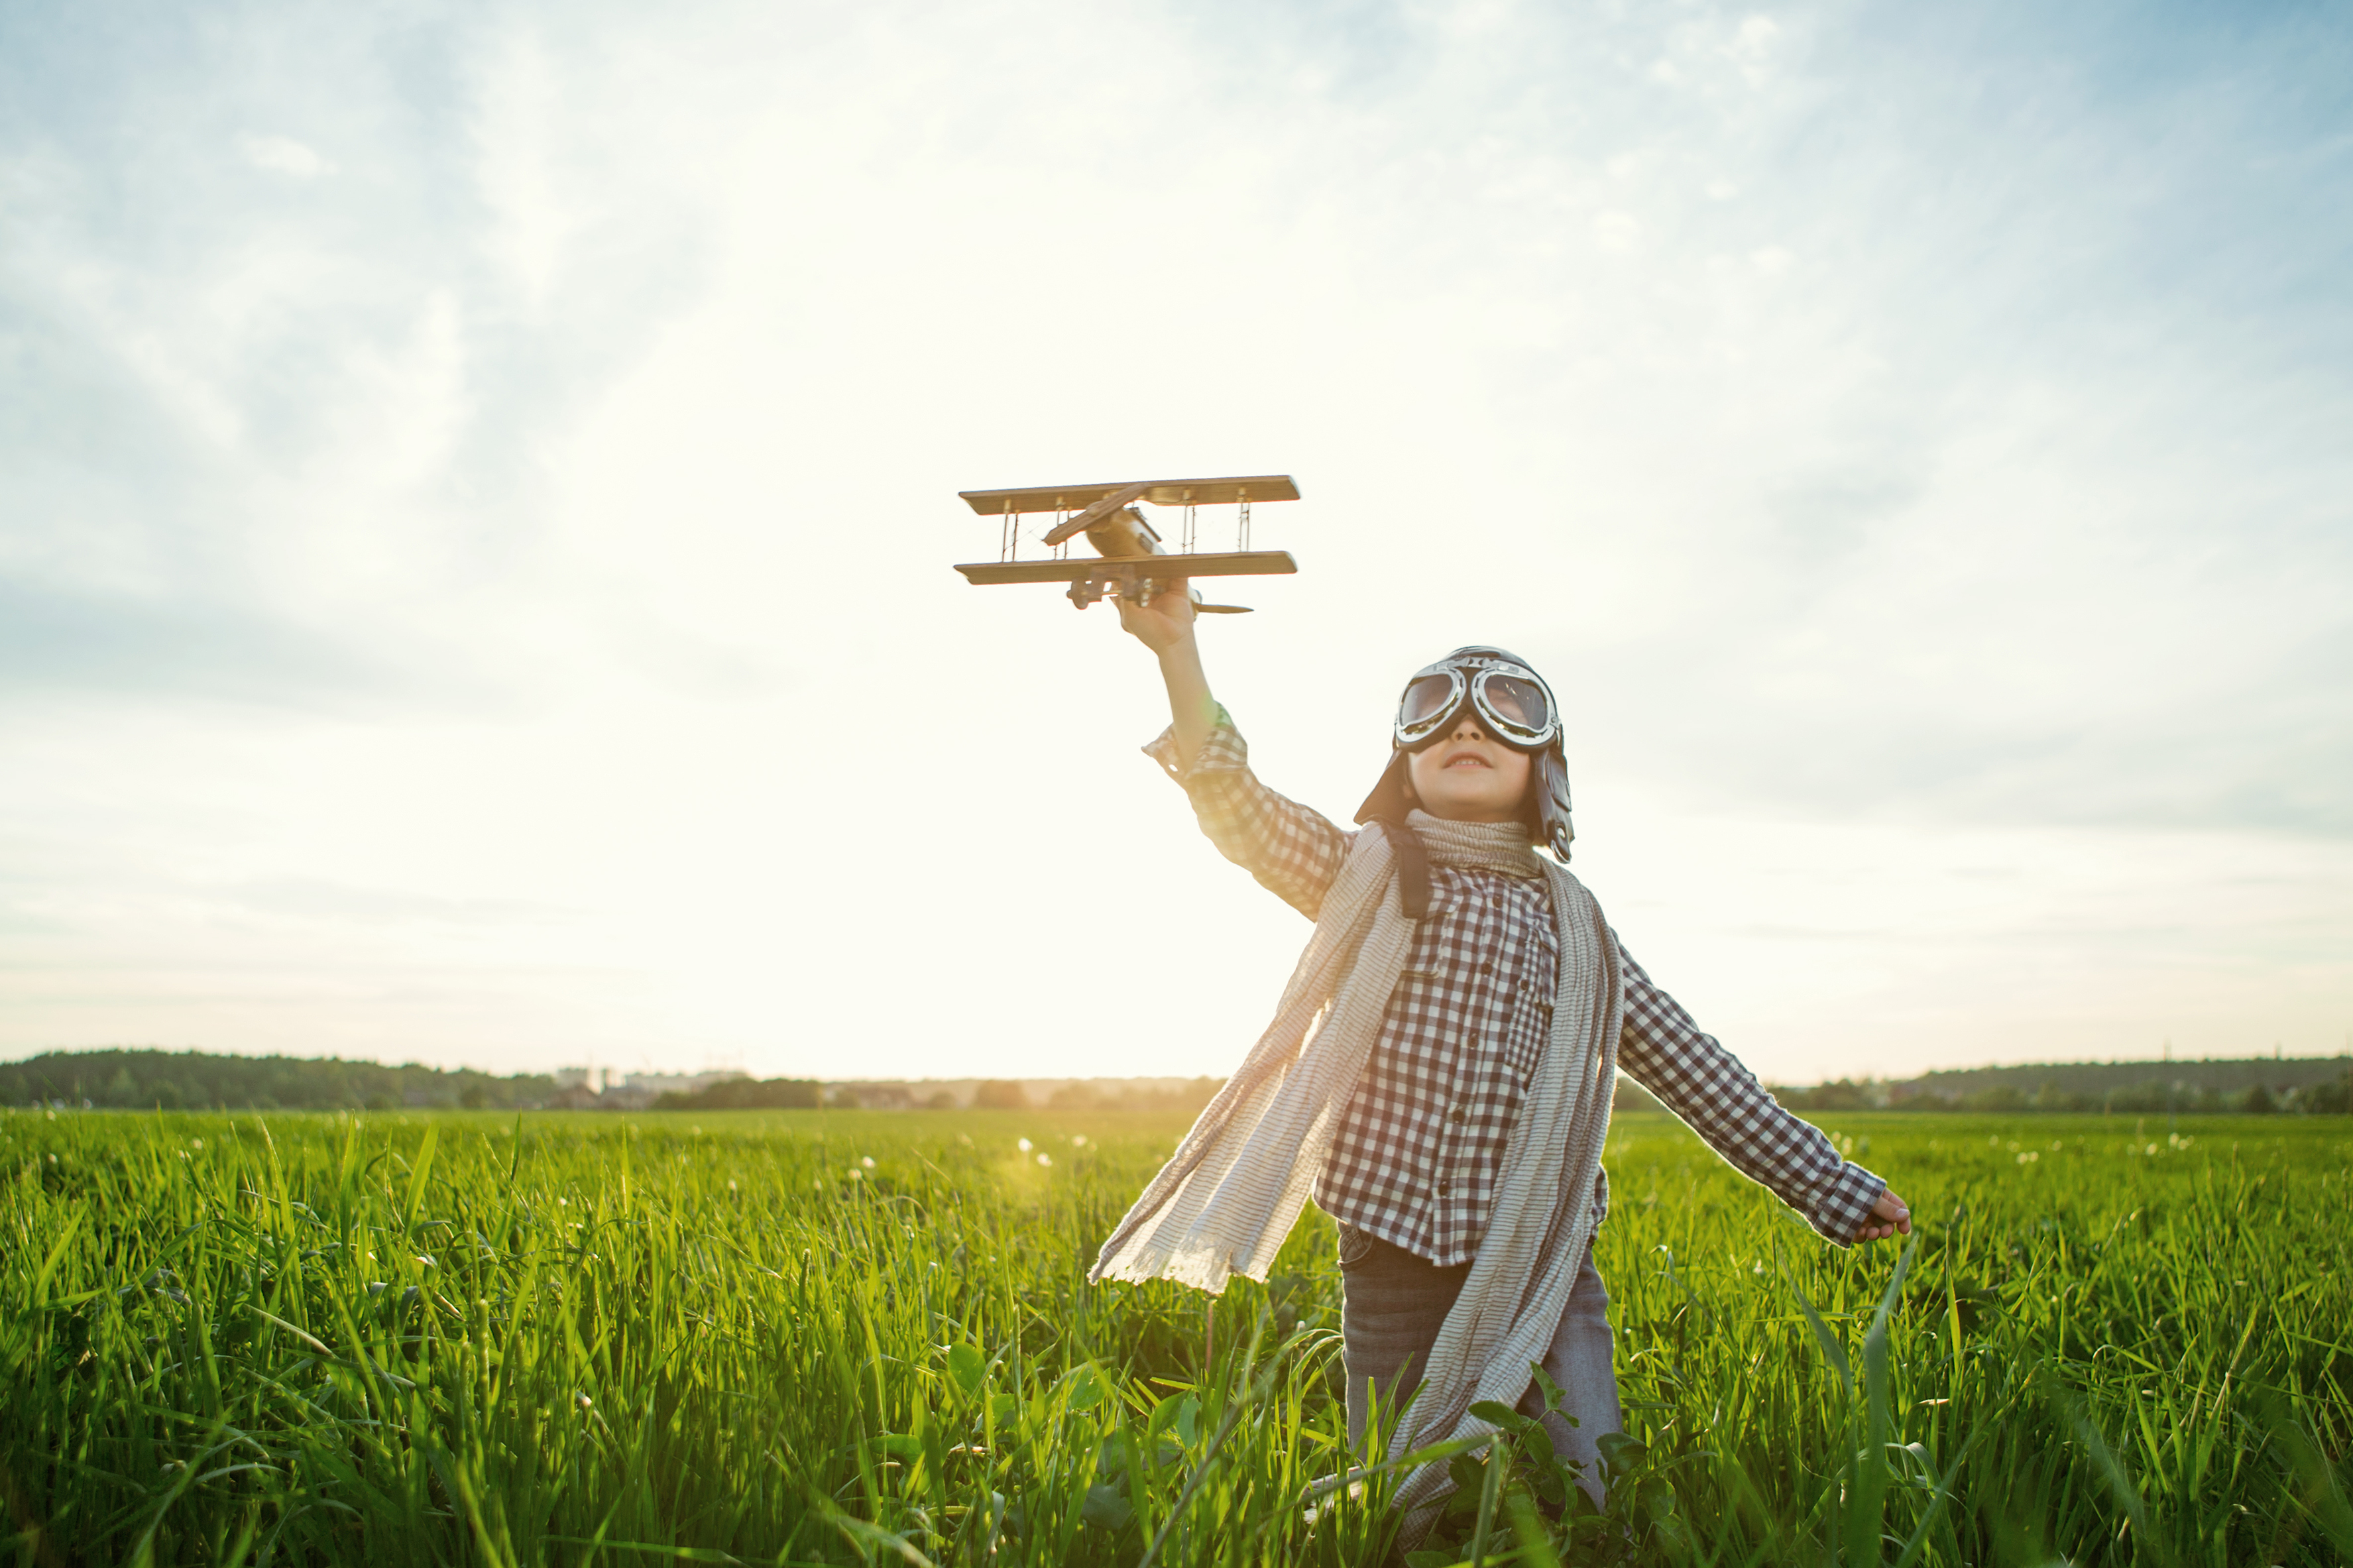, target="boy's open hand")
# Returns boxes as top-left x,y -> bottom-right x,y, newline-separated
1853,1188 -> 1912,1244
1115,579 -> 1196,655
